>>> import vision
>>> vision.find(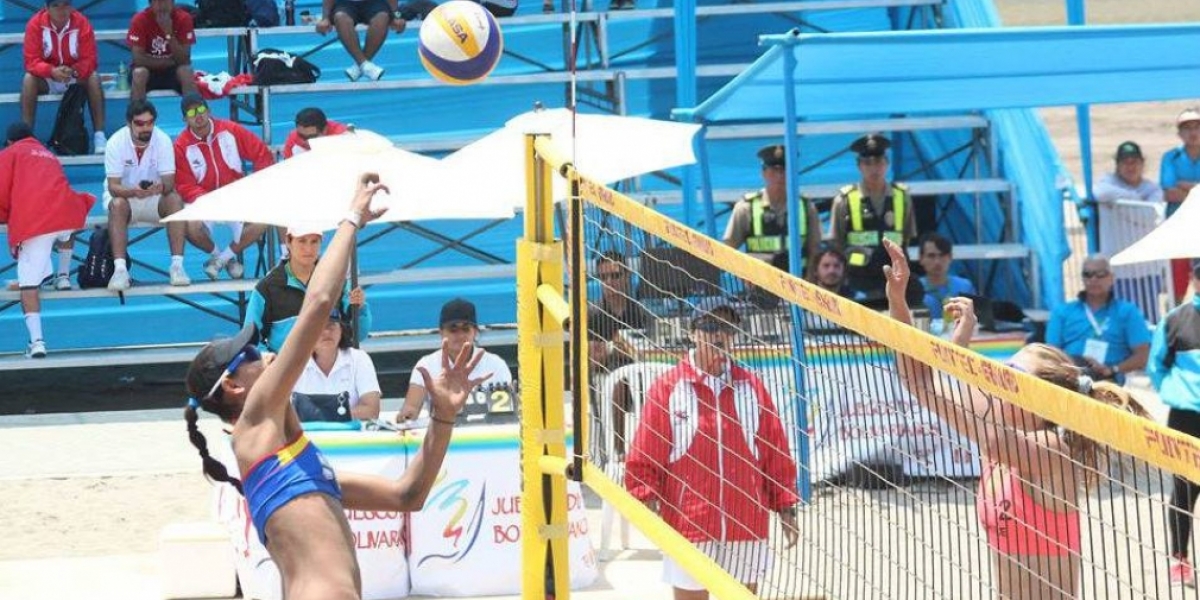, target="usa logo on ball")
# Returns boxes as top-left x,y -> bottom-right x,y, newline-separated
418,1 -> 504,85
